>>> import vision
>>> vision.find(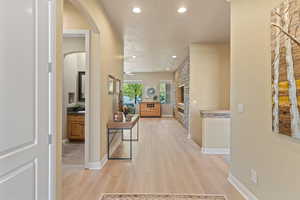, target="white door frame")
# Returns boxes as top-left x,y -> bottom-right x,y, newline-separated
49,1 -> 56,199
63,29 -> 91,168
47,3 -> 94,200
49,0 -> 95,197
